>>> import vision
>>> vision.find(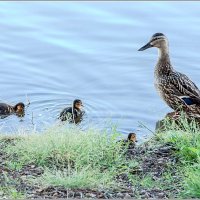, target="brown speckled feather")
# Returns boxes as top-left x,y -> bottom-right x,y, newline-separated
140,33 -> 200,118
